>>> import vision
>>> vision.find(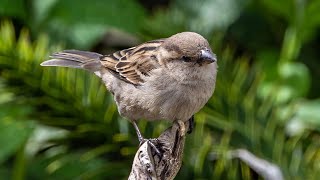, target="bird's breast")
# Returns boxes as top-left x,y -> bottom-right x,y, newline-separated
137,64 -> 216,121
